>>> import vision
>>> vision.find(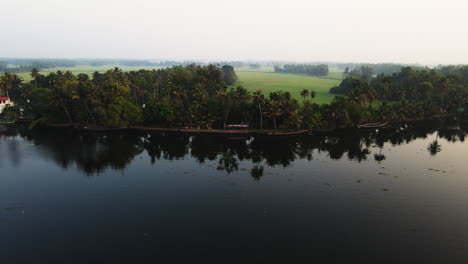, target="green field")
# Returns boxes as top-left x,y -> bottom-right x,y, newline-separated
6,65 -> 343,104
235,67 -> 341,104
